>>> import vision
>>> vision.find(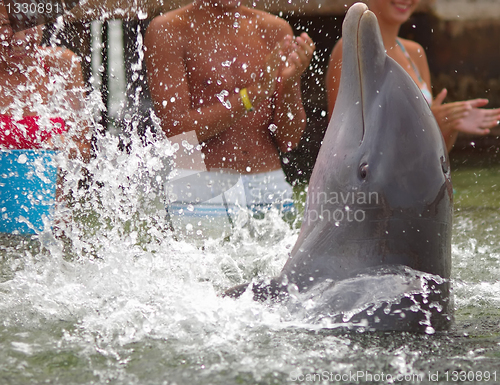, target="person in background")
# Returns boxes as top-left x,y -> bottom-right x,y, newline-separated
0,3 -> 91,234
145,0 -> 315,217
326,0 -> 500,153
0,3 -> 90,160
